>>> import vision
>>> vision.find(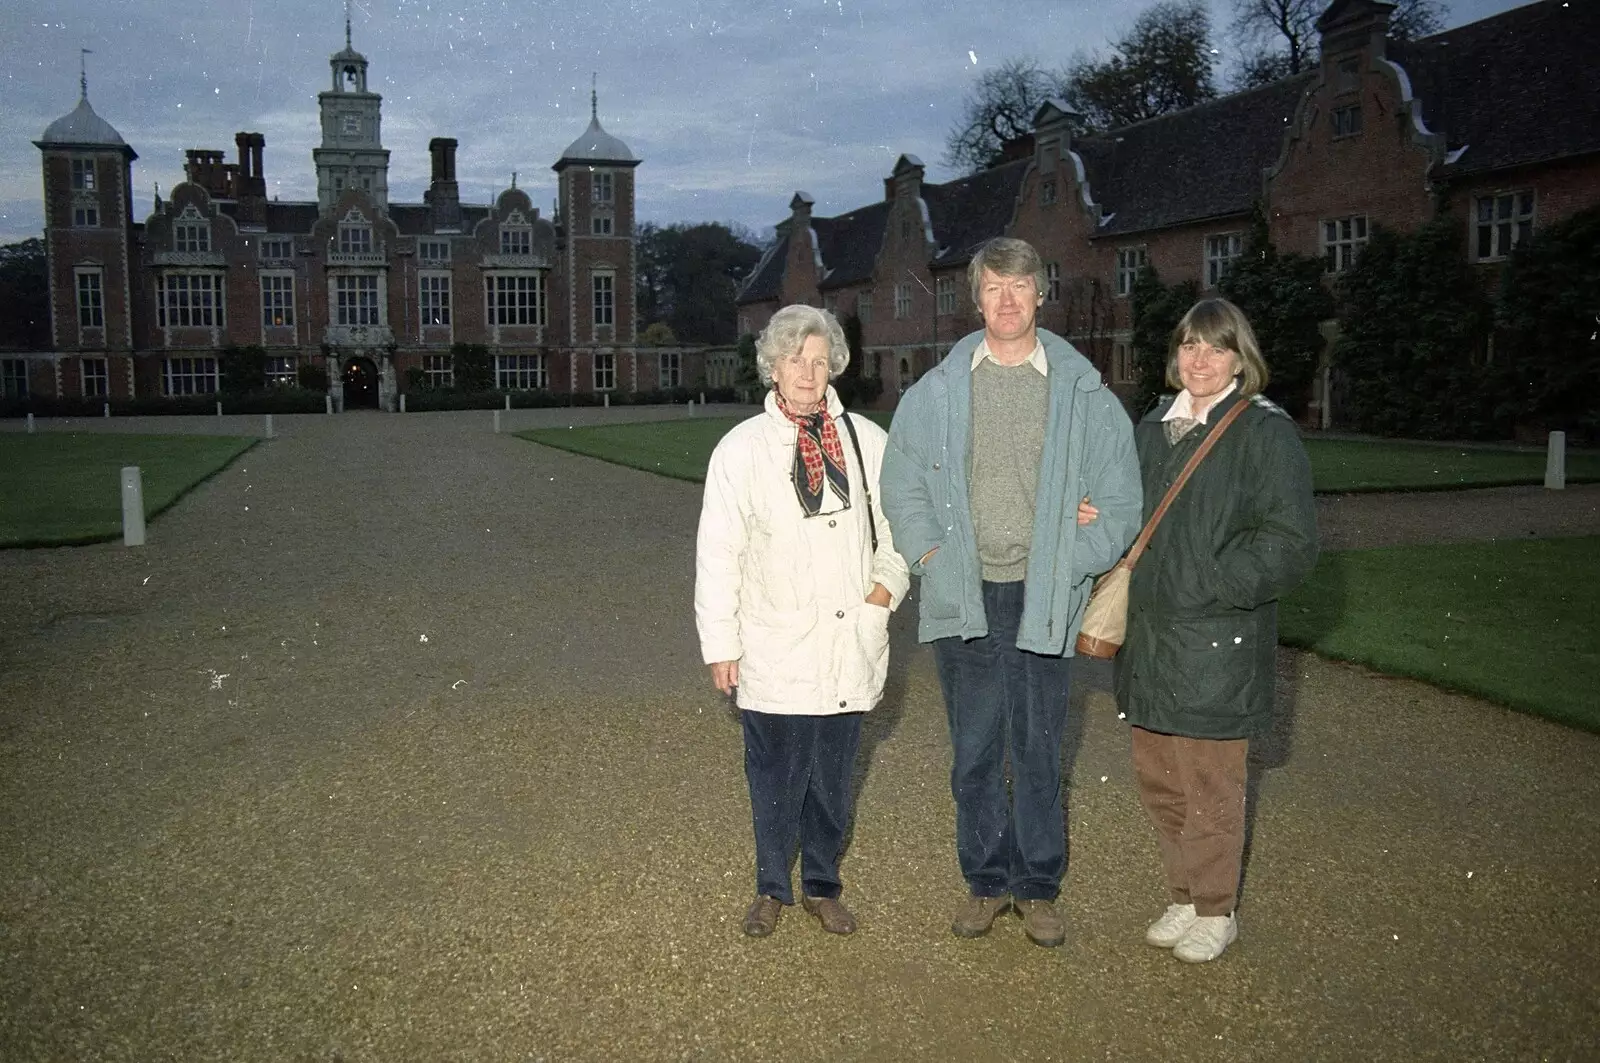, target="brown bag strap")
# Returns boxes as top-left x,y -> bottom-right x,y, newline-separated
1123,395 -> 1249,570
